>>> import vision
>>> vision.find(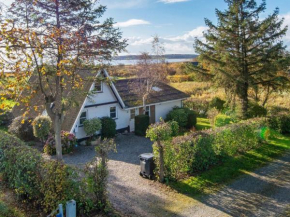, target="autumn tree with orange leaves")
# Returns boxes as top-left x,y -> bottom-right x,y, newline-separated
0,0 -> 127,160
